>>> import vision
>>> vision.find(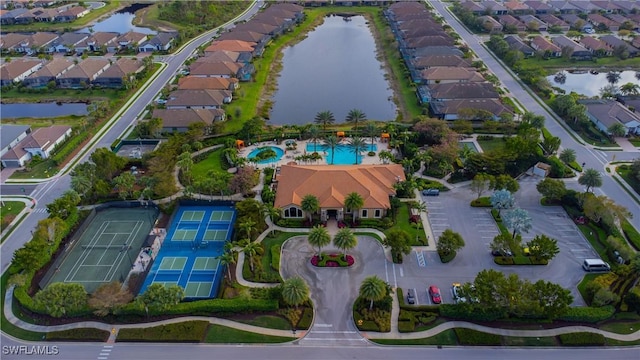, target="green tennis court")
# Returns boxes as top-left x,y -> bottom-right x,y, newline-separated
172,229 -> 198,242
184,282 -> 214,297
209,211 -> 234,222
193,257 -> 219,271
181,210 -> 205,222
158,257 -> 187,271
203,229 -> 228,241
